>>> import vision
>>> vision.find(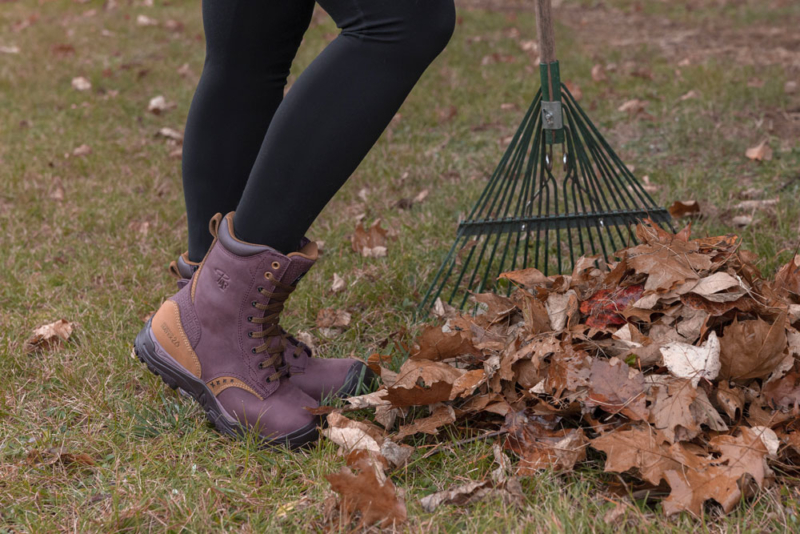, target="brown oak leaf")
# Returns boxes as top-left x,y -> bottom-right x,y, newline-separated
649,379 -> 700,443
586,358 -> 649,421
326,454 -> 407,528
719,312 -> 788,382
